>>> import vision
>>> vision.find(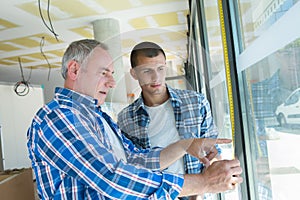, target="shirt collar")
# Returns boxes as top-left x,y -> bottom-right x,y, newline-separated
133,85 -> 182,113
54,87 -> 98,110
167,85 -> 182,107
